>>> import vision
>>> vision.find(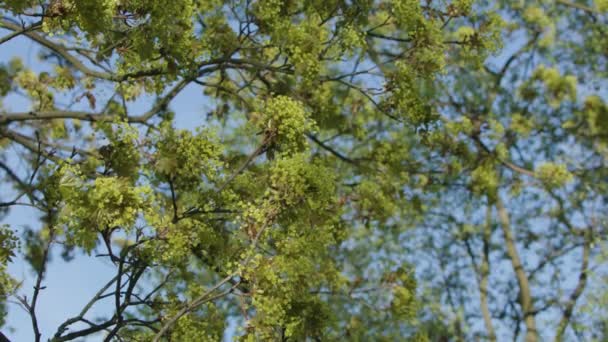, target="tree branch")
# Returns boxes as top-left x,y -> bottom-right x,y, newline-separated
53,267 -> 131,339
480,204 -> 497,341
29,226 -> 55,342
0,20 -> 41,45
1,19 -> 117,81
555,0 -> 600,14
306,133 -> 359,165
554,229 -> 591,341
496,196 -> 538,342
